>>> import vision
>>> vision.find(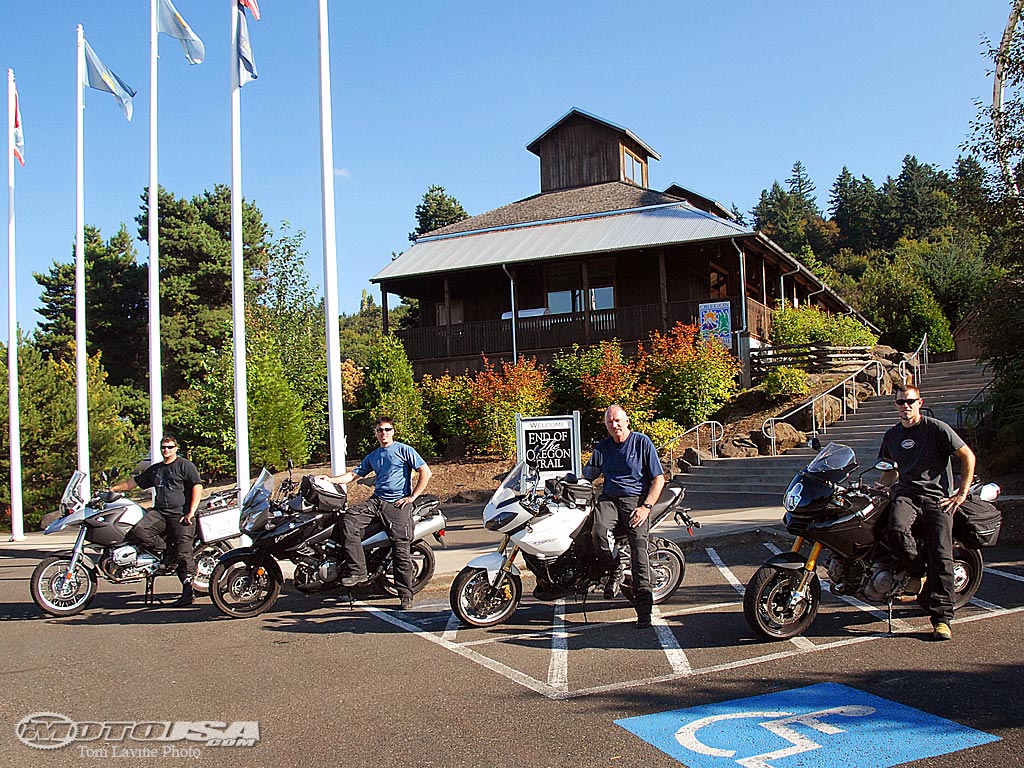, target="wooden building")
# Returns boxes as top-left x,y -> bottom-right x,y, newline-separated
373,108 -> 865,379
